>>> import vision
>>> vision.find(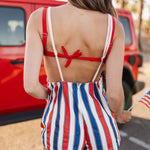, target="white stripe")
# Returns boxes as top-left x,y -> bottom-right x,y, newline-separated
57,90 -> 65,149
142,95 -> 150,101
128,93 -> 150,111
42,84 -> 53,126
99,80 -> 121,147
95,84 -> 119,150
119,130 -> 128,137
138,89 -> 150,101
41,102 -> 49,146
129,136 -> 150,150
67,83 -> 76,150
140,99 -> 150,107
146,93 -> 150,97
78,107 -> 84,150
43,84 -> 56,149
78,86 -> 97,149
120,130 -> 150,150
102,14 -> 112,59
106,15 -> 113,57
85,84 -> 108,150
119,130 -> 150,150
49,83 -> 60,150
100,85 -> 120,147
143,94 -> 150,101
44,100 -> 54,149
113,119 -> 121,144
101,109 -> 118,150
101,105 -> 119,149
98,83 -> 112,116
